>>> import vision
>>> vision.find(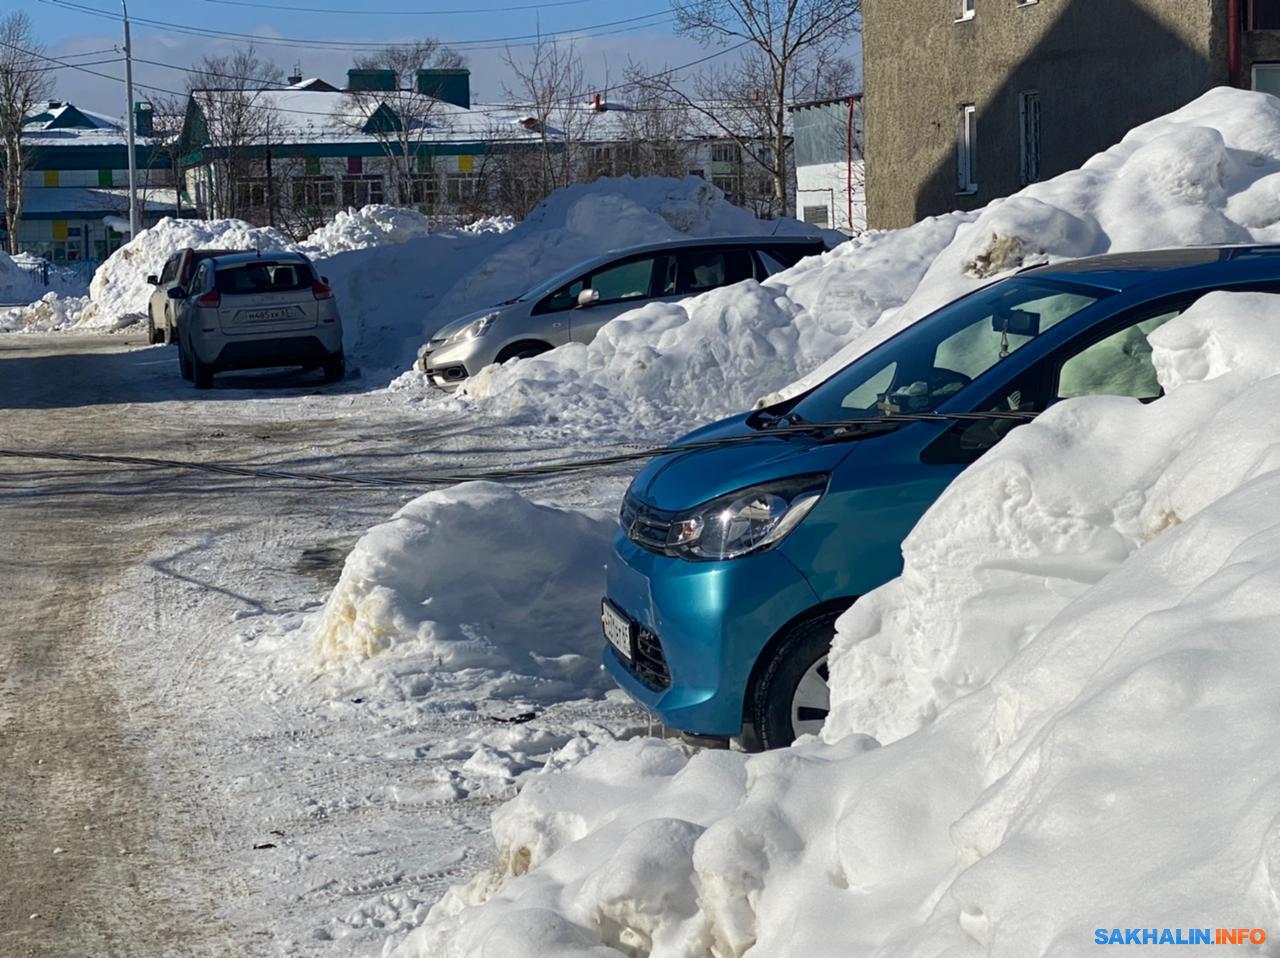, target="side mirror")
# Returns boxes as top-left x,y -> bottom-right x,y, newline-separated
146,274 -> 159,285
167,287 -> 187,300
577,288 -> 600,308
992,308 -> 1040,338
